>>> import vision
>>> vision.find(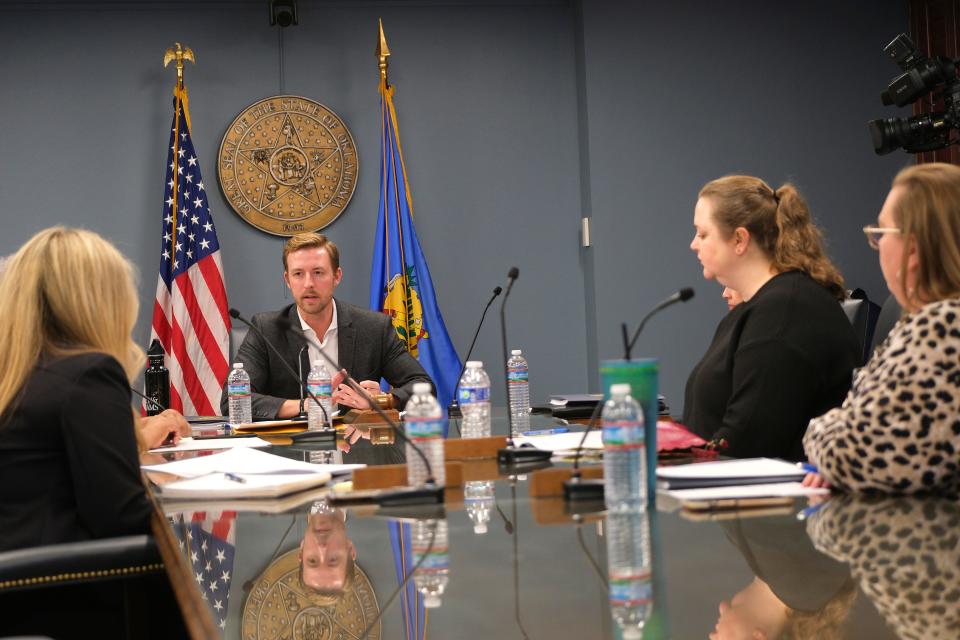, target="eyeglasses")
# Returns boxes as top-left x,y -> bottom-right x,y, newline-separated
862,225 -> 901,250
